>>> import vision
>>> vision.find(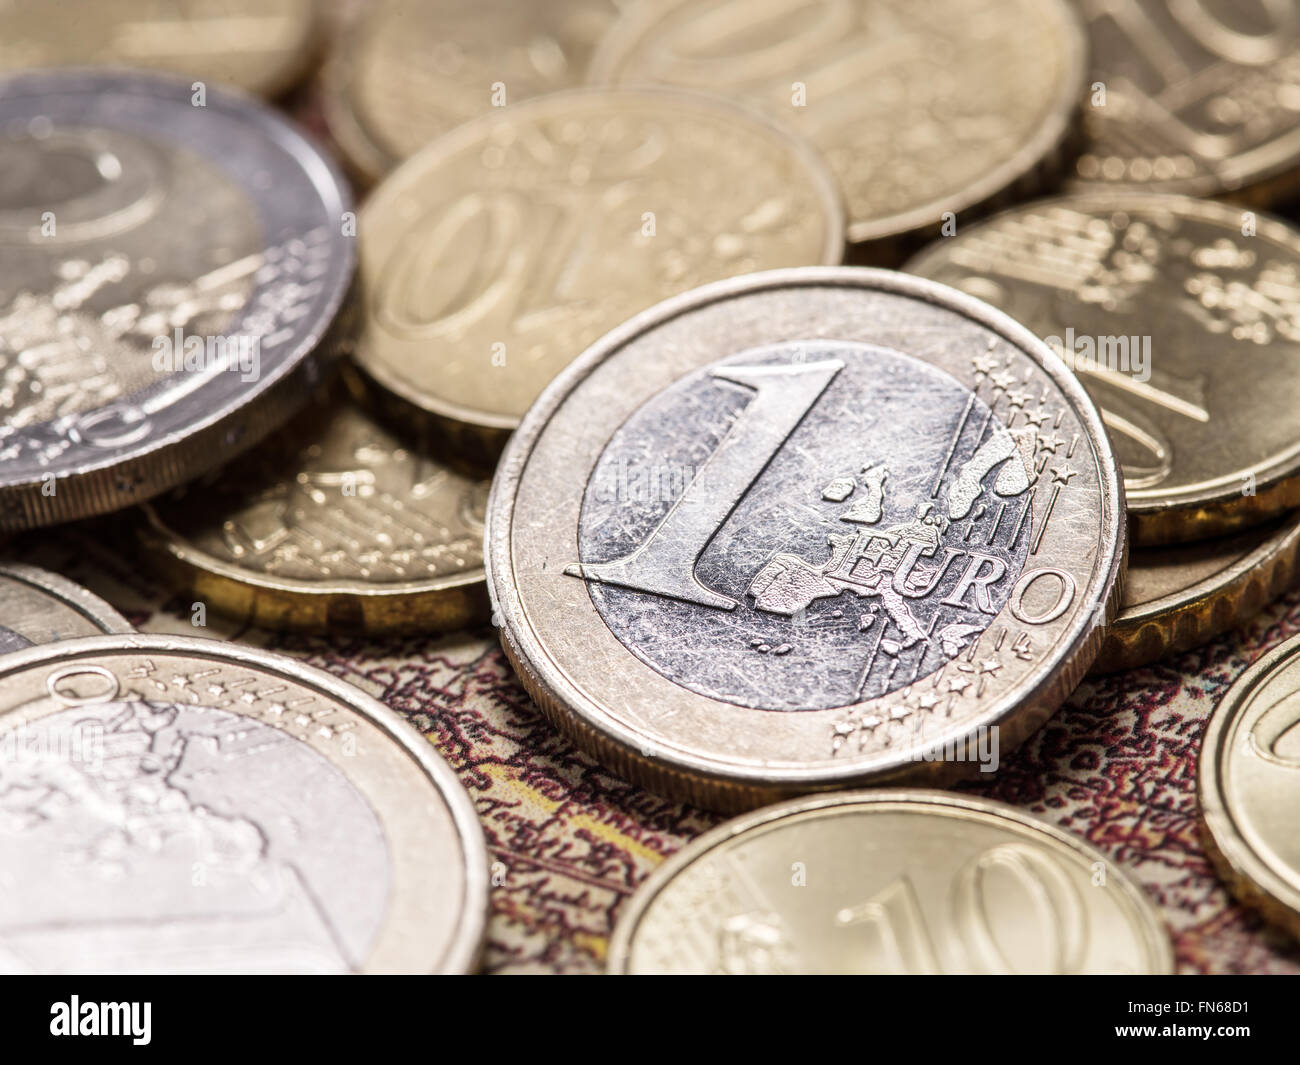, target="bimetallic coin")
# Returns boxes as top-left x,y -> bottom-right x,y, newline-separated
324,0 -> 630,183
139,391 -> 490,634
1075,0 -> 1300,203
0,0 -> 319,98
0,70 -> 355,531
486,268 -> 1126,810
1201,631 -> 1300,940
608,791 -> 1173,974
907,193 -> 1300,544
0,634 -> 488,973
352,87 -> 844,464
0,563 -> 133,653
590,0 -> 1086,251
1095,511 -> 1300,673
